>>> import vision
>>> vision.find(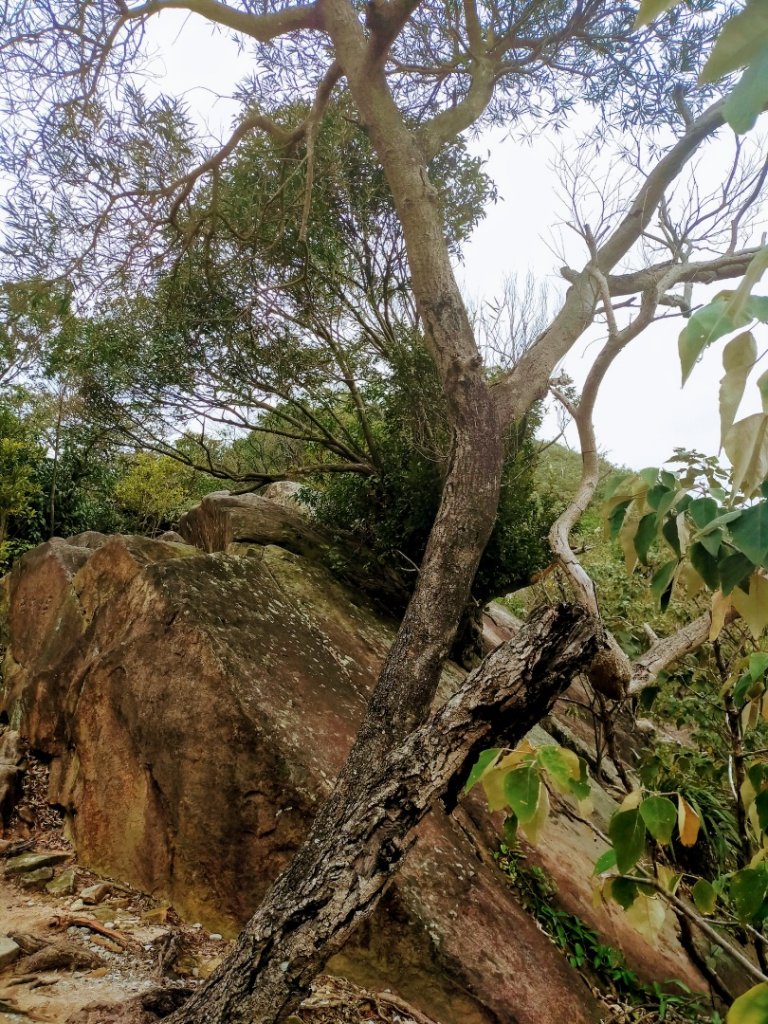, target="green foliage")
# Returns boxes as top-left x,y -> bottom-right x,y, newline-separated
604,452 -> 768,639
496,846 -> 715,1021
304,358 -> 554,604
